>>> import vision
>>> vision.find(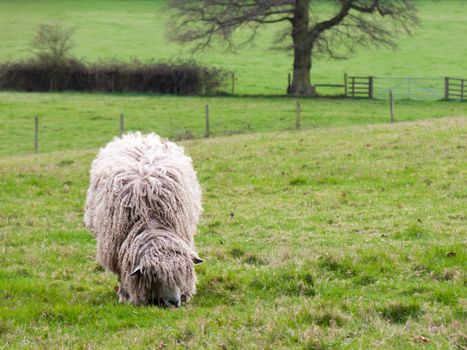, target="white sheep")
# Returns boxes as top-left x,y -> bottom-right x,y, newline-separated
84,132 -> 203,307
